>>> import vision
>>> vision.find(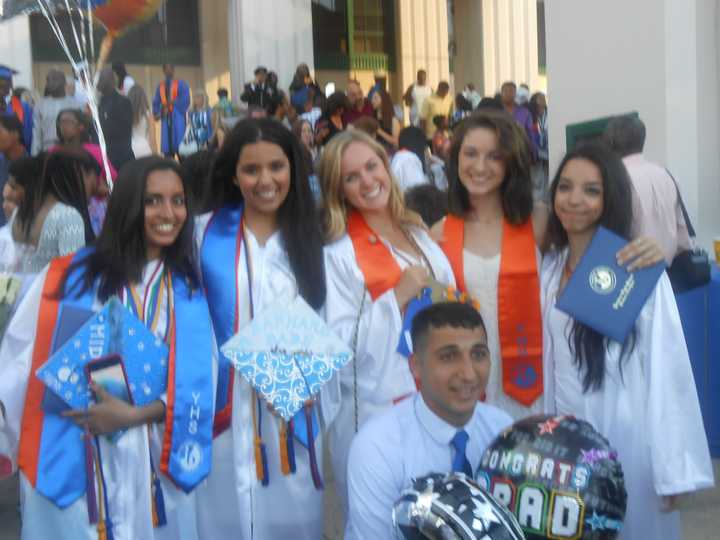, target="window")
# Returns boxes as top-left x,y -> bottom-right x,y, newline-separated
312,0 -> 395,71
312,0 -> 350,69
30,0 -> 200,66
